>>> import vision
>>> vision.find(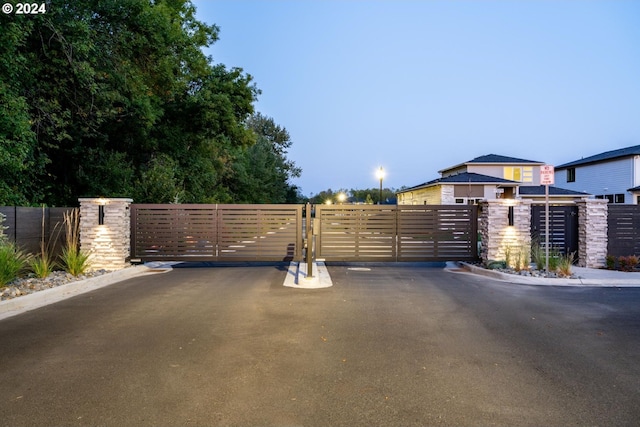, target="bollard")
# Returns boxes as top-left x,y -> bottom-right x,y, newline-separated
306,202 -> 313,278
